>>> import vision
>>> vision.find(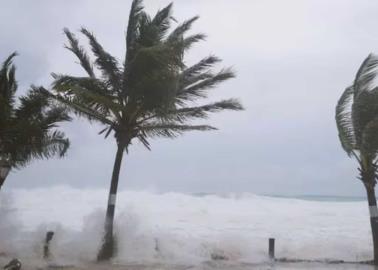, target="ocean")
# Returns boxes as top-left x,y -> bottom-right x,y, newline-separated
0,187 -> 374,269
